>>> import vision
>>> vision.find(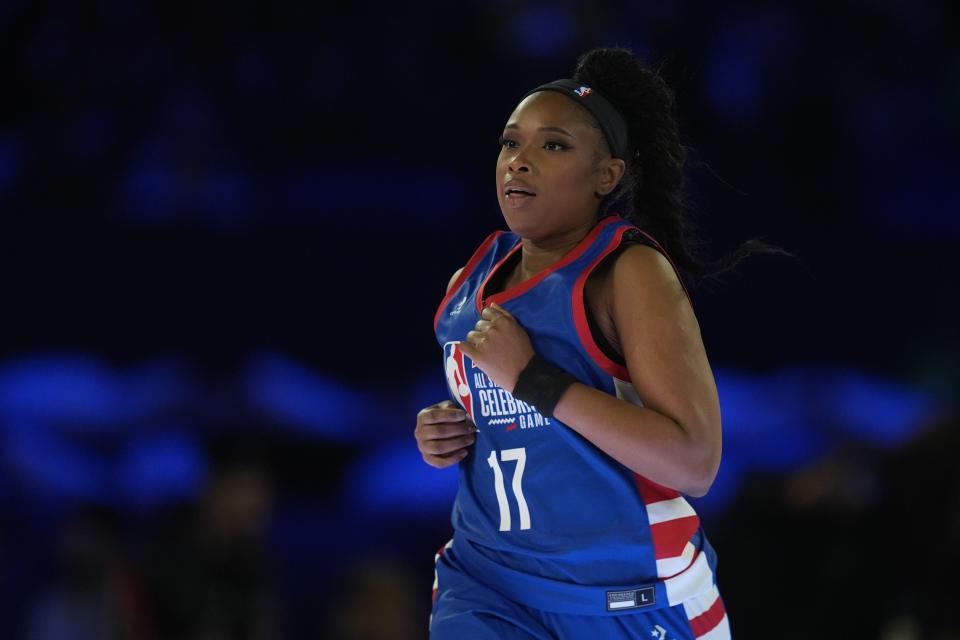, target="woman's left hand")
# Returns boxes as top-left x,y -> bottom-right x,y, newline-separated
459,302 -> 535,392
